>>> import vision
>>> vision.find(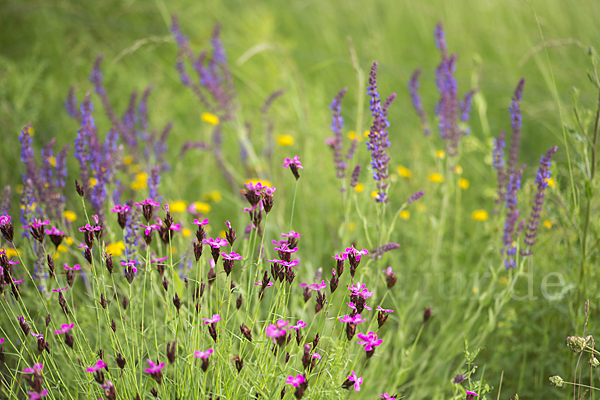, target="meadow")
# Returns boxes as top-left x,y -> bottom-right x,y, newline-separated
1,0 -> 600,398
